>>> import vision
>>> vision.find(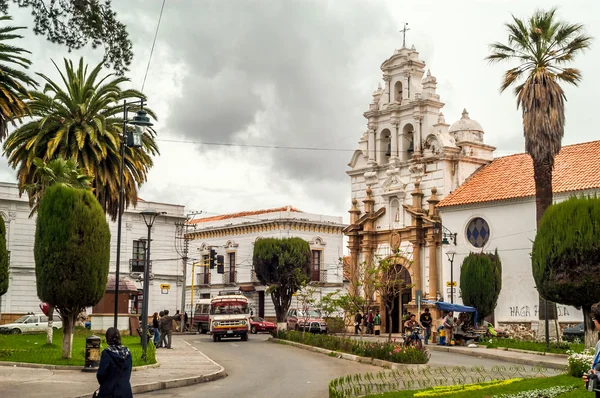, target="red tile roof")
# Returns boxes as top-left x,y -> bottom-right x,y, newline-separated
189,206 -> 303,224
438,140 -> 600,208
